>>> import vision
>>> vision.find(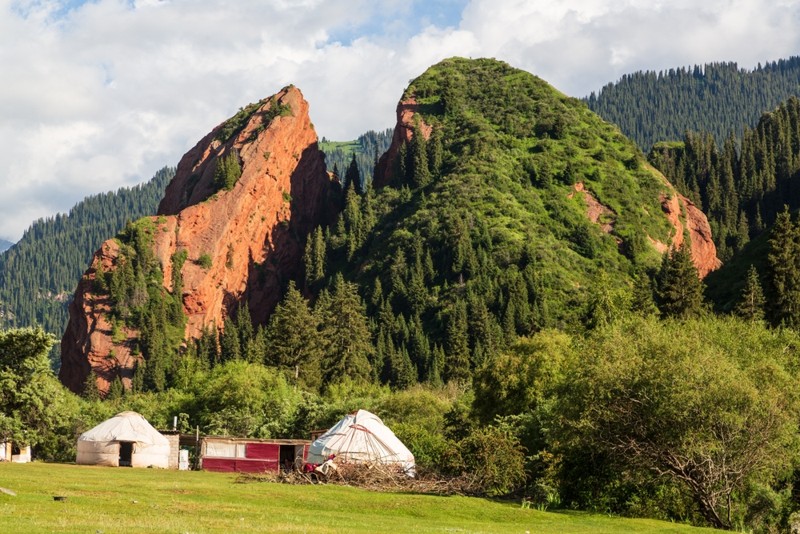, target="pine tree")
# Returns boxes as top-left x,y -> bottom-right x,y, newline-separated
427,126 -> 444,178
220,317 -> 241,362
766,207 -> 800,327
444,299 -> 471,383
107,375 -> 125,400
304,226 -> 326,289
235,303 -> 255,361
82,370 -> 102,400
131,359 -> 146,393
392,344 -> 417,389
394,142 -> 408,187
317,275 -> 374,385
630,268 -> 658,316
657,245 -> 705,318
344,153 -> 364,195
213,150 -> 242,191
409,124 -> 431,188
264,281 -> 323,389
735,265 -> 766,322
